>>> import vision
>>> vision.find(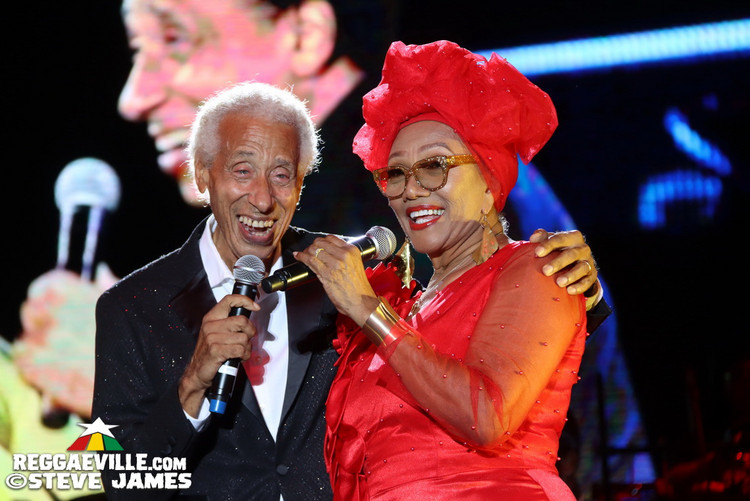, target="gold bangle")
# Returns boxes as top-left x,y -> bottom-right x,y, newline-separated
362,297 -> 406,348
